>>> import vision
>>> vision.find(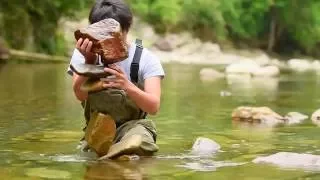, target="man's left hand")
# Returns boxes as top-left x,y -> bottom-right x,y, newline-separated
101,64 -> 134,91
